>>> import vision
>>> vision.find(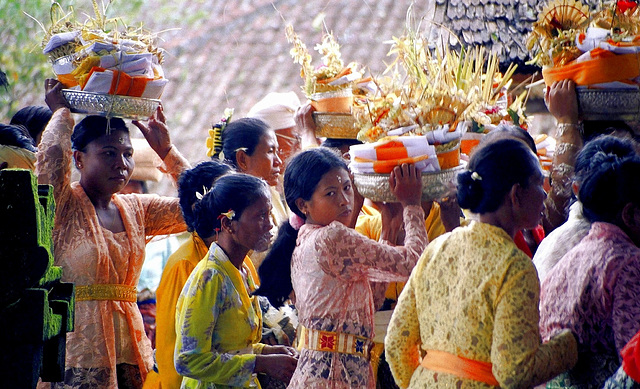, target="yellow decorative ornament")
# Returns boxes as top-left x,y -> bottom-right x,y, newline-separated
526,0 -> 591,67
206,108 -> 234,158
539,0 -> 590,31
